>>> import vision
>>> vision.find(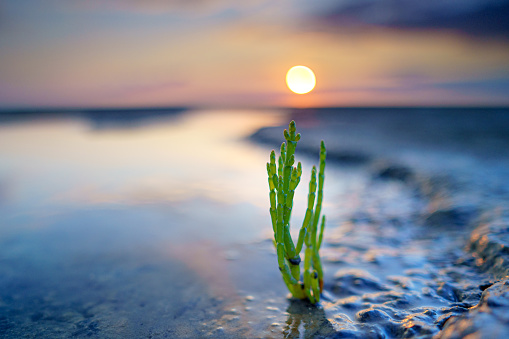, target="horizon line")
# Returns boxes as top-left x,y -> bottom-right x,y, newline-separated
1,105 -> 509,114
